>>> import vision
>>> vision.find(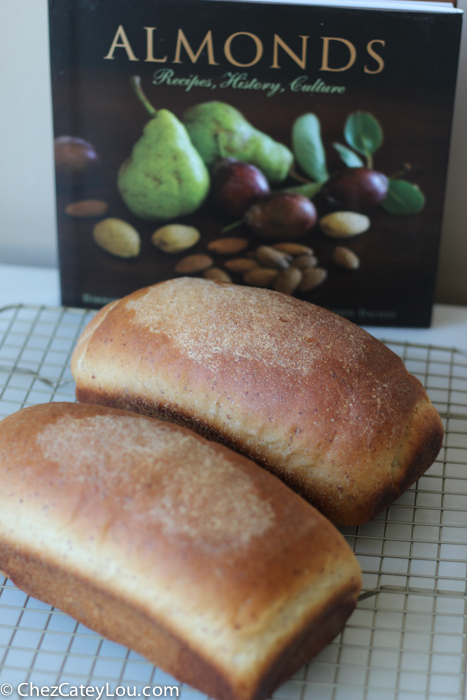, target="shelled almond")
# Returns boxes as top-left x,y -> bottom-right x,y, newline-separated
255,246 -> 291,270
204,267 -> 232,282
207,238 -> 249,254
243,268 -> 279,288
299,267 -> 328,291
274,267 -> 303,295
332,247 -> 360,270
175,254 -> 213,274
225,258 -> 259,273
